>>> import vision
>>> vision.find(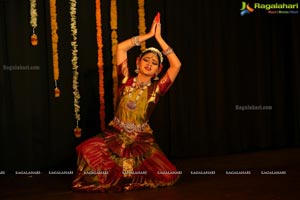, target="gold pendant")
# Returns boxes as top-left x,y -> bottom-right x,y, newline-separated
126,100 -> 137,110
